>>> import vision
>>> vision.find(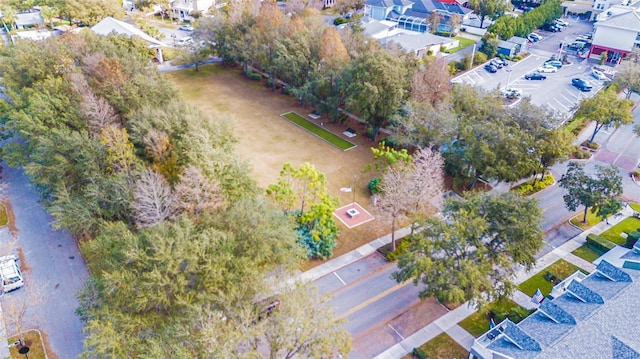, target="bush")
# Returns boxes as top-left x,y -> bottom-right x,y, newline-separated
586,234 -> 616,253
368,177 -> 381,195
626,231 -> 640,248
581,140 -> 600,150
248,72 -> 262,81
412,347 -> 427,359
473,51 -> 488,66
447,61 -> 460,75
385,238 -> 411,261
334,17 -> 347,25
512,174 -> 554,195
